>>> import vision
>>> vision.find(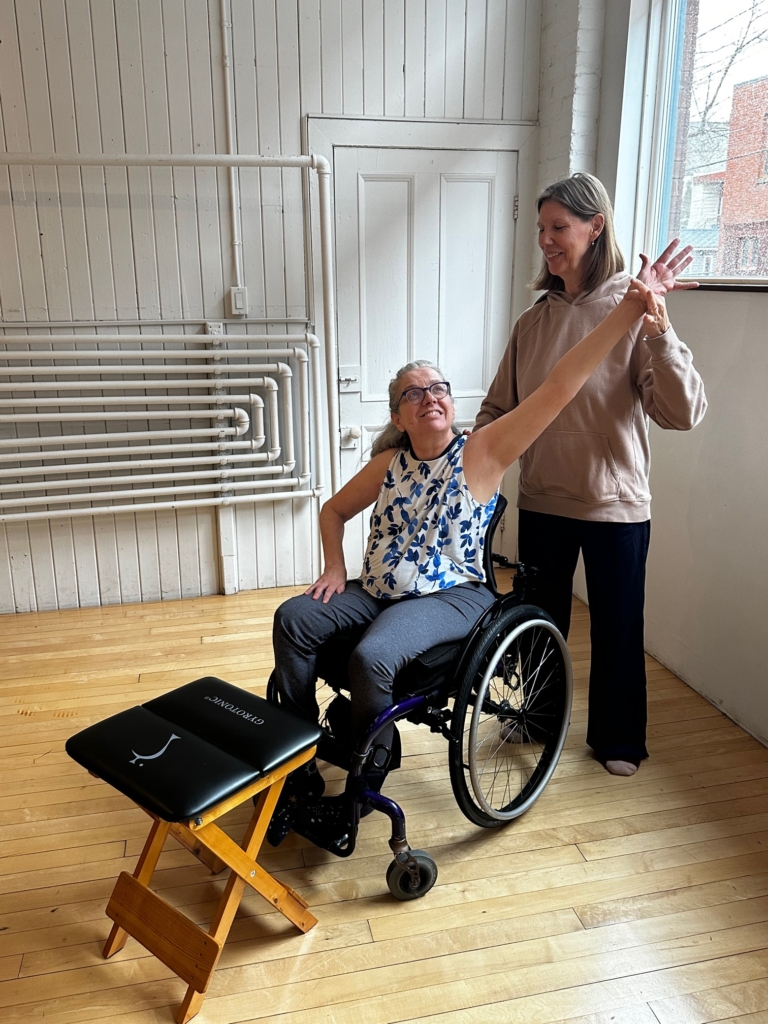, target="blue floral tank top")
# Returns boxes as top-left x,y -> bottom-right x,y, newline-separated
361,435 -> 498,599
